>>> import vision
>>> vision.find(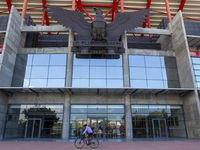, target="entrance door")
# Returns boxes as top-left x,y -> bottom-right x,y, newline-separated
90,118 -> 105,139
25,118 -> 42,139
152,119 -> 168,138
